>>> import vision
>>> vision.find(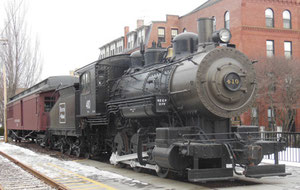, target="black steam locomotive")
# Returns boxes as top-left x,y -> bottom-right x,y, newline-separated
30,18 -> 290,181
